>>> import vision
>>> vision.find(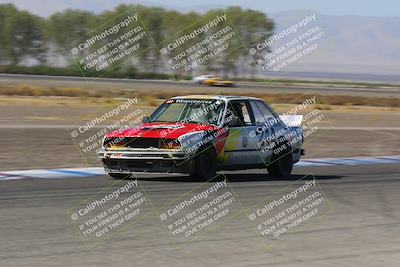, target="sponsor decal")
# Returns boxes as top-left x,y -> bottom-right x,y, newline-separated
242,135 -> 248,148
